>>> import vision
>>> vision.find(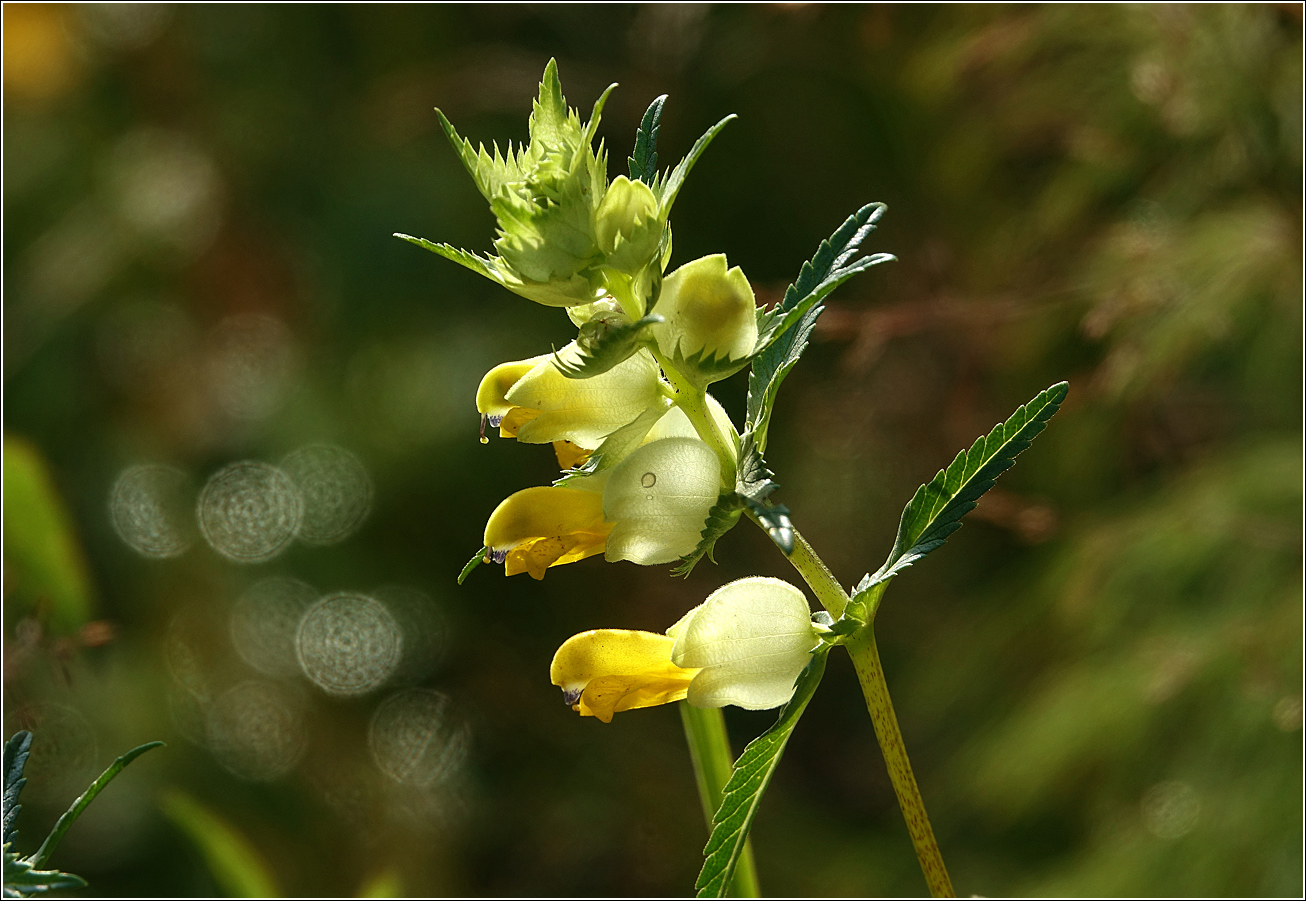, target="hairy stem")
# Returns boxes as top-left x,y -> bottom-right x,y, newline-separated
770,522 -> 955,898
846,631 -> 955,898
680,703 -> 761,898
